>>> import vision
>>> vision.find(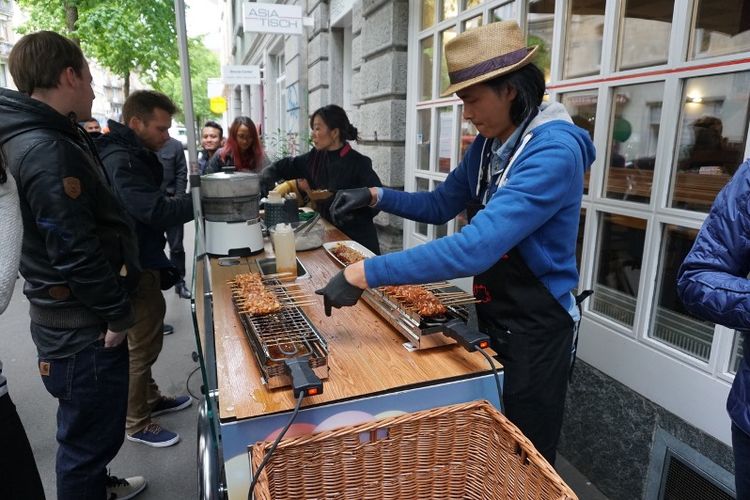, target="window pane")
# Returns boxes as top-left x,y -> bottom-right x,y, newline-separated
604,82 -> 664,203
416,178 -> 430,236
434,181 -> 449,238
691,0 -> 750,60
670,72 -> 750,212
561,90 -> 598,194
458,105 -> 477,163
491,1 -> 516,22
441,0 -> 458,21
619,0 -> 673,70
439,28 -> 457,96
528,0 -> 555,82
437,106 -> 454,173
563,0 -> 605,79
417,109 -> 432,171
463,0 -> 482,9
420,36 -> 434,101
592,213 -> 646,327
650,225 -> 715,362
422,0 -> 436,30
730,331 -> 745,374
462,14 -> 482,31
